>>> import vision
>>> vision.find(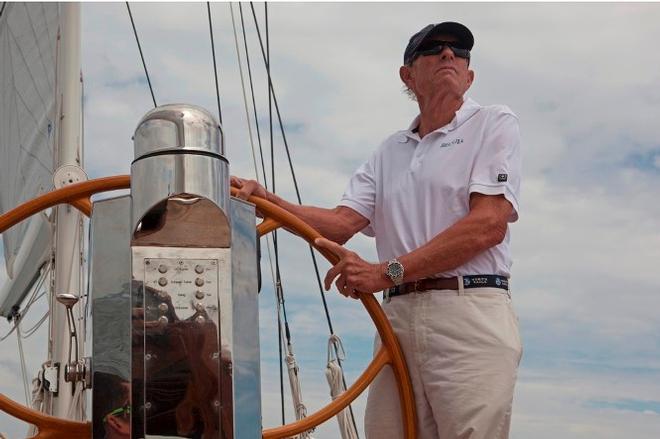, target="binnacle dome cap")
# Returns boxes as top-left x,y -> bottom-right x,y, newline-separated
133,104 -> 224,160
